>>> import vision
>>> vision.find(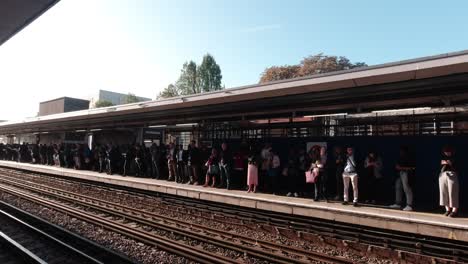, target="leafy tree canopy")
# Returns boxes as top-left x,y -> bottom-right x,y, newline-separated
125,93 -> 139,104
158,54 -> 223,99
260,54 -> 367,83
94,100 -> 114,108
